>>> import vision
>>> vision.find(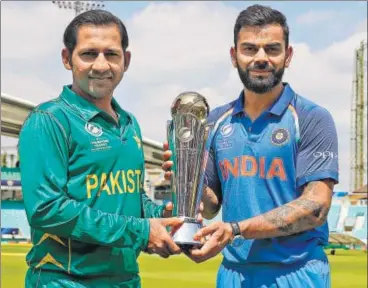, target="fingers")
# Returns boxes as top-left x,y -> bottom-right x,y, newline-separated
190,237 -> 218,259
193,223 -> 217,240
199,201 -> 204,212
162,202 -> 173,218
164,171 -> 172,180
165,238 -> 181,255
162,160 -> 173,171
196,212 -> 203,224
162,217 -> 184,228
163,150 -> 172,161
163,141 -> 169,151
